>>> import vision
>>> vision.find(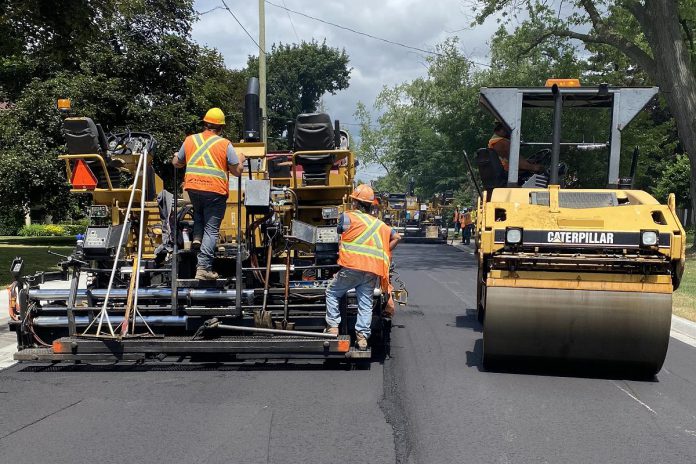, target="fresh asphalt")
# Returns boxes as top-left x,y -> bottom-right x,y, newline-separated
1,243 -> 696,463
